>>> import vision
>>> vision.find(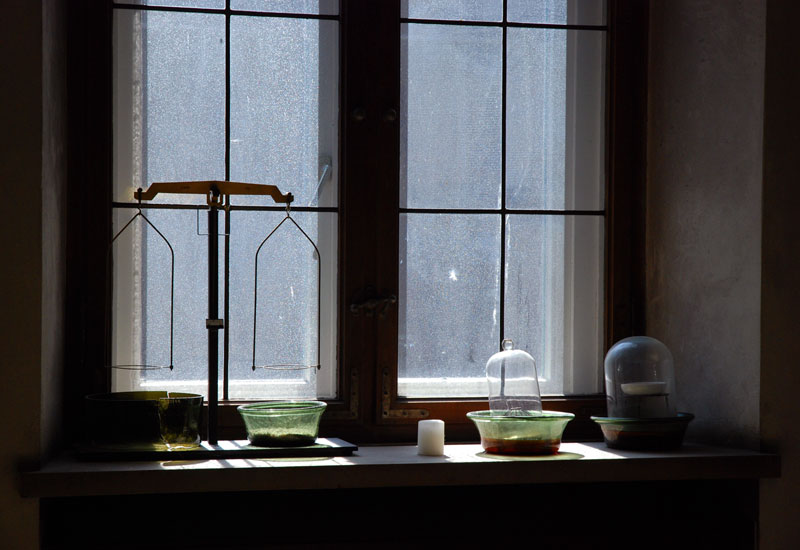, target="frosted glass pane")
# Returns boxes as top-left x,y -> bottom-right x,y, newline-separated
508,0 -> 606,25
113,11 -> 225,205
228,211 -> 337,399
110,209 -> 223,392
399,214 -> 501,398
128,1 -> 224,8
231,0 -> 338,14
505,214 -> 603,396
401,0 -> 502,22
401,24 -> 502,209
506,28 -> 604,210
230,17 -> 338,207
